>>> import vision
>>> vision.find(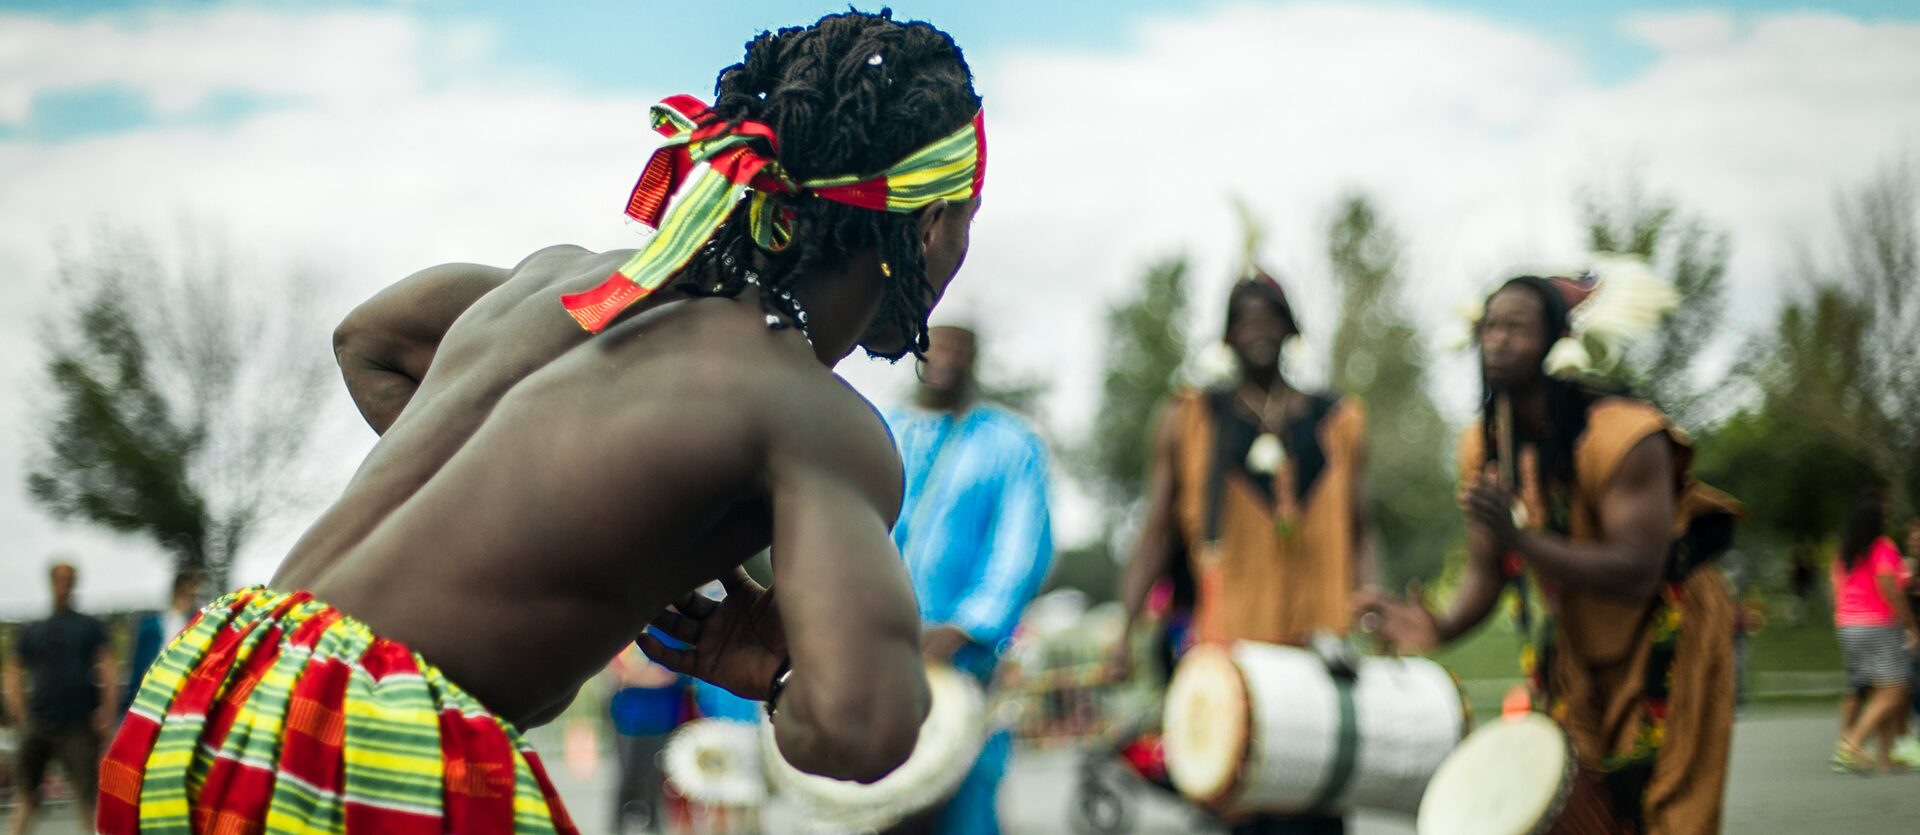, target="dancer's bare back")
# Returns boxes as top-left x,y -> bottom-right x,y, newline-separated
272,247 -> 921,745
